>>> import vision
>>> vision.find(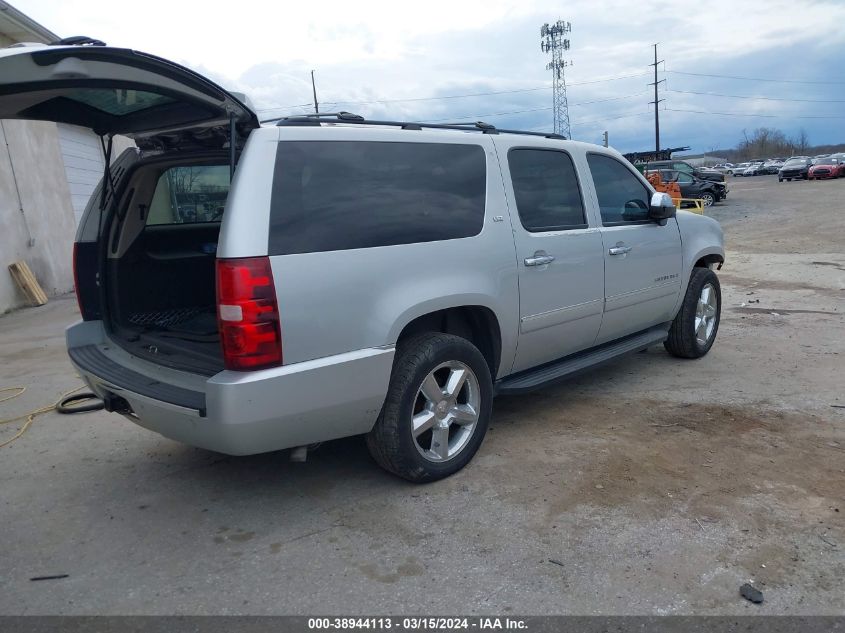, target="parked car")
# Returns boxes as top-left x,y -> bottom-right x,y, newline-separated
733,162 -> 751,176
743,162 -> 766,177
762,159 -> 784,175
654,170 -> 725,207
808,158 -> 845,180
0,42 -> 726,481
778,158 -> 813,181
639,159 -> 727,186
